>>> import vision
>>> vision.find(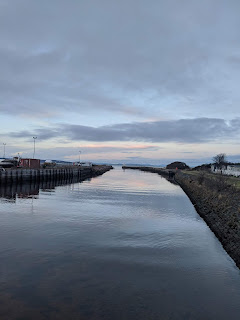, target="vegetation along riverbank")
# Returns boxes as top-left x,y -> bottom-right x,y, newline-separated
122,166 -> 240,269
